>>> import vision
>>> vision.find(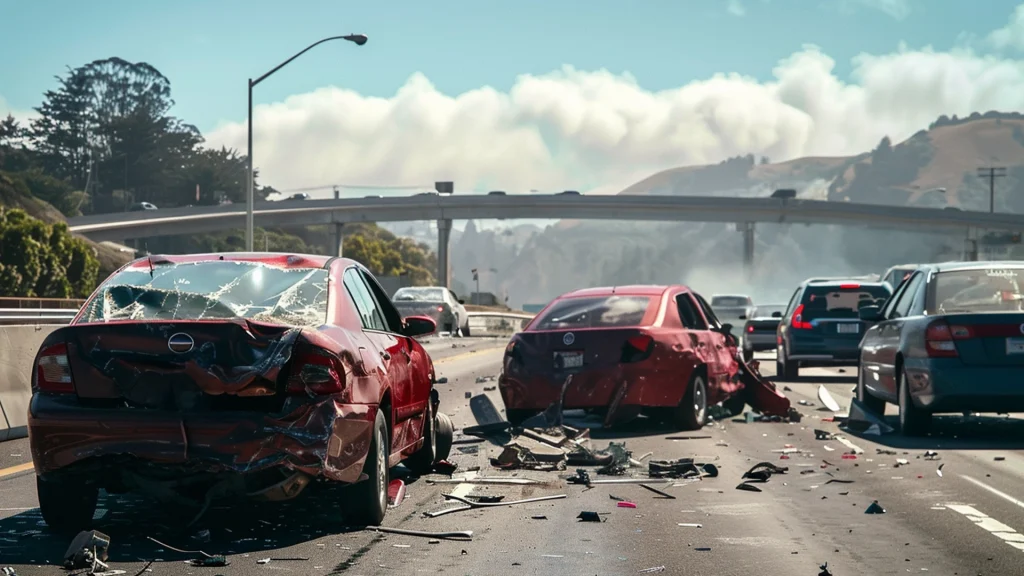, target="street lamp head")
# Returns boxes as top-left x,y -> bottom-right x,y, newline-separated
344,34 -> 368,46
